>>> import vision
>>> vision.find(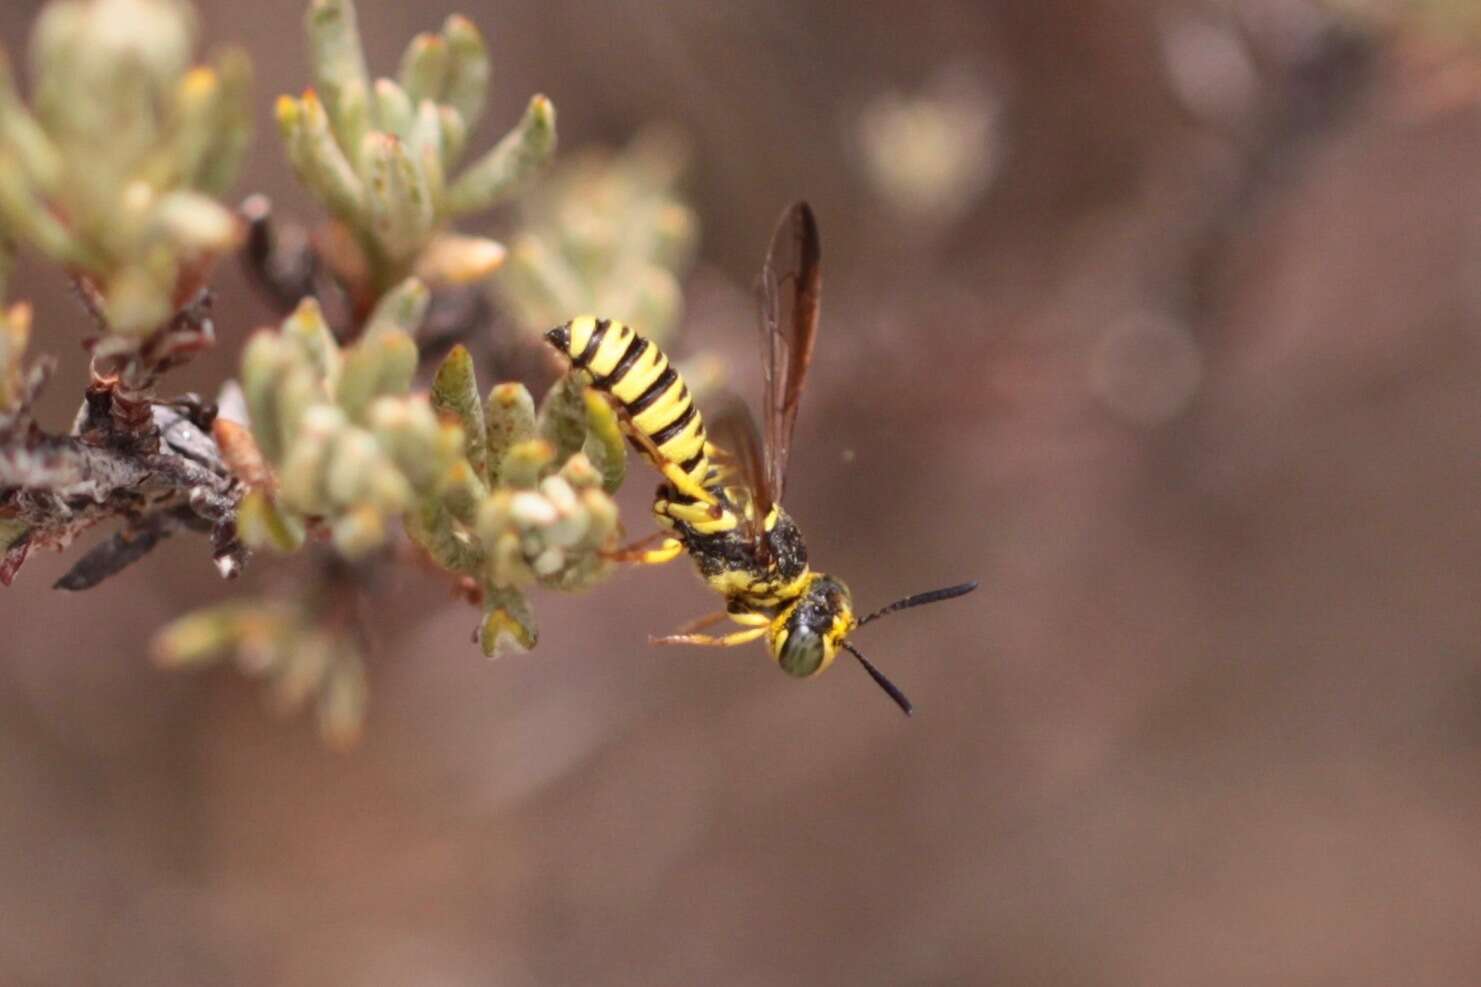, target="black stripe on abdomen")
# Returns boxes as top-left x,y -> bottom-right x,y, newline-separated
652,403 -> 697,446
626,366 -> 678,416
596,334 -> 648,390
574,318 -> 610,367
